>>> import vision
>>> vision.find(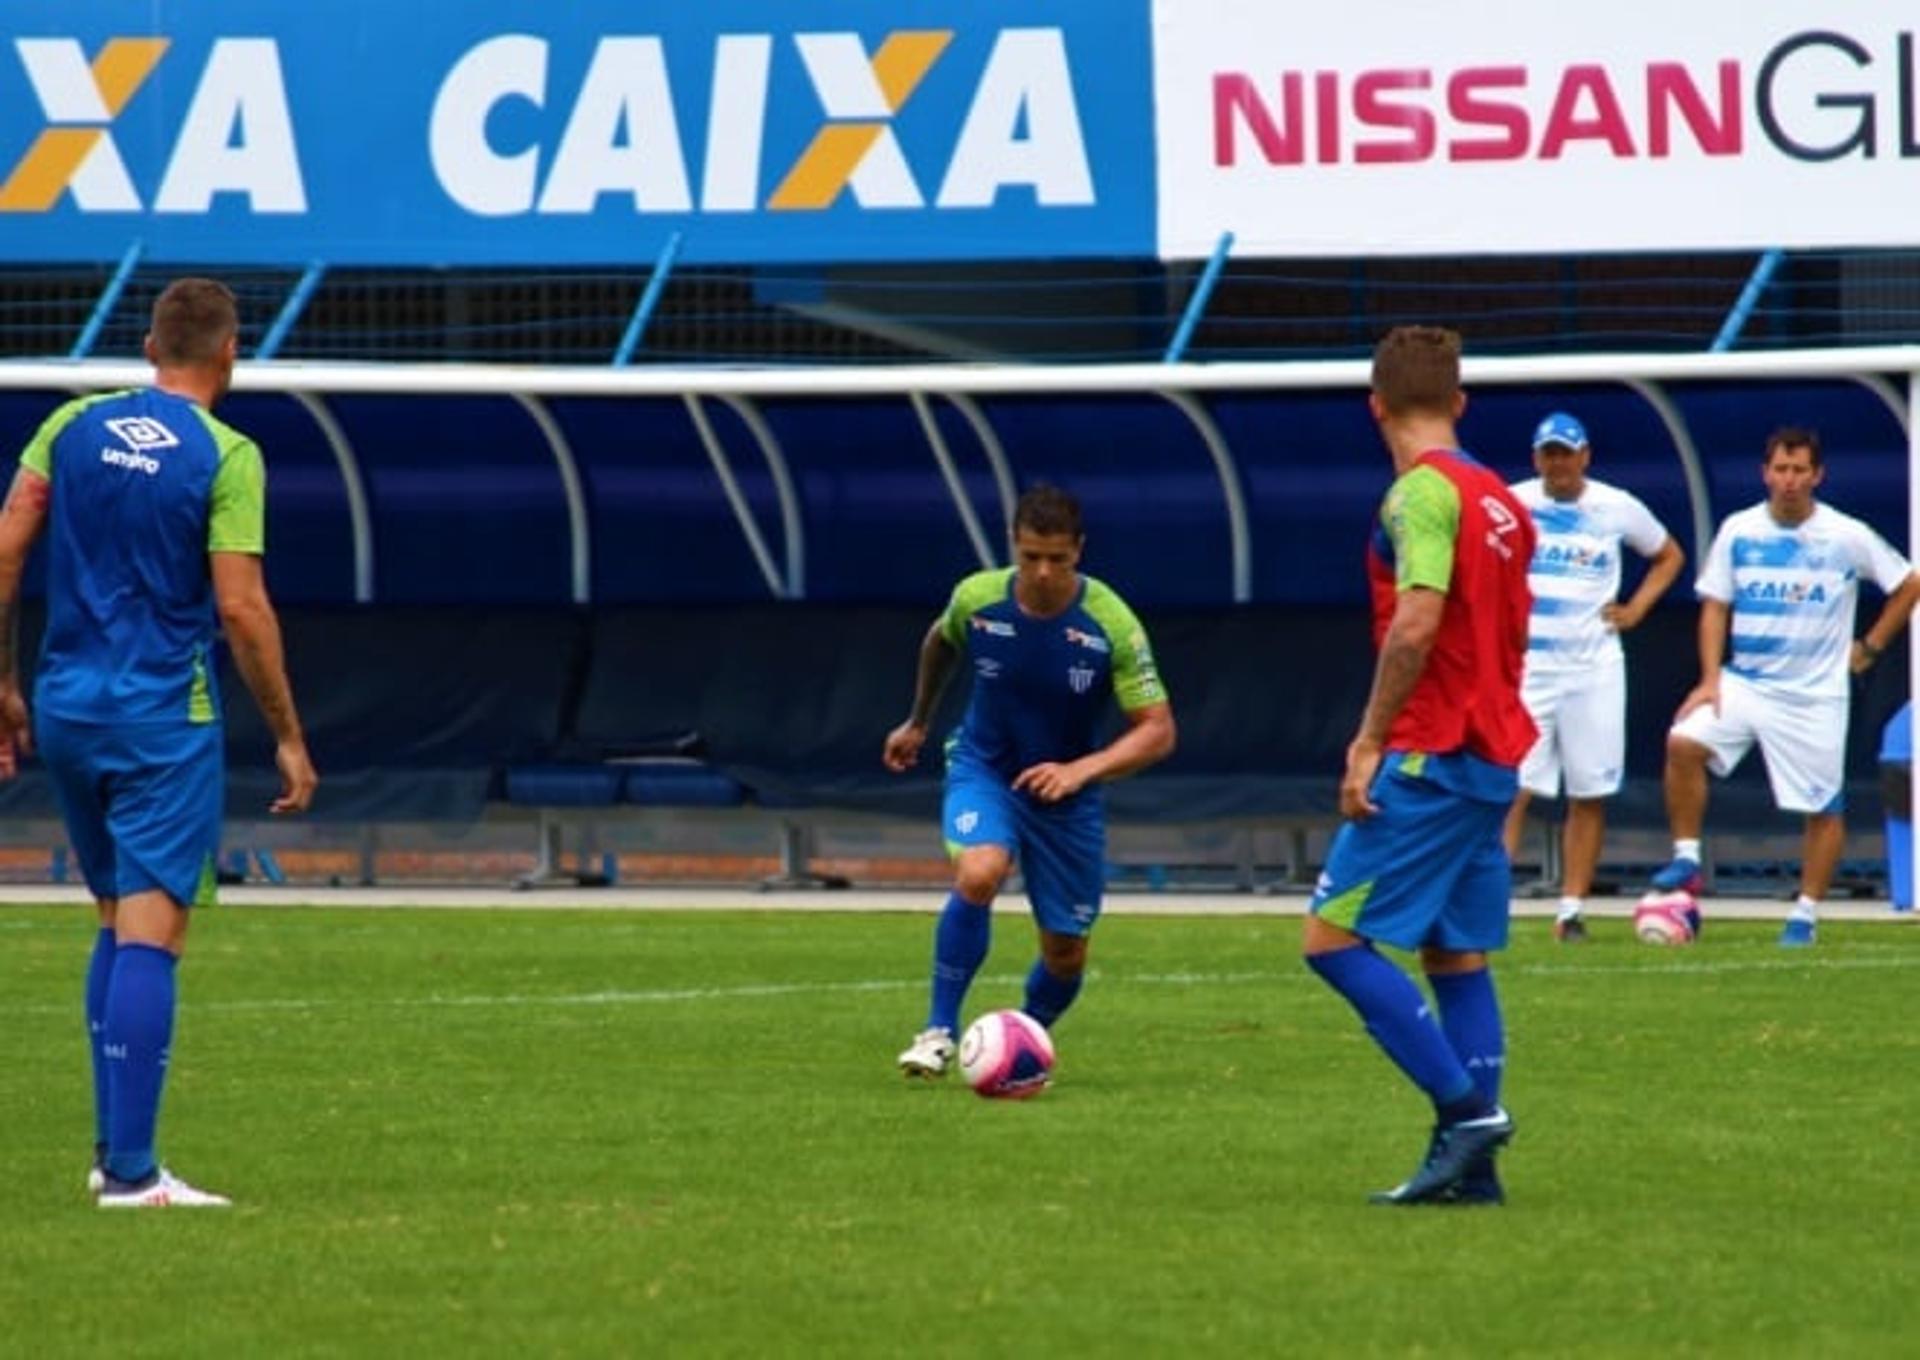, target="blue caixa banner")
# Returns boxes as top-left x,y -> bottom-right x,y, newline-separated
0,1 -> 1152,265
